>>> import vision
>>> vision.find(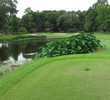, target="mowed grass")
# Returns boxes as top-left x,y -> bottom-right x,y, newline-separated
0,34 -> 110,100
94,33 -> 110,40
